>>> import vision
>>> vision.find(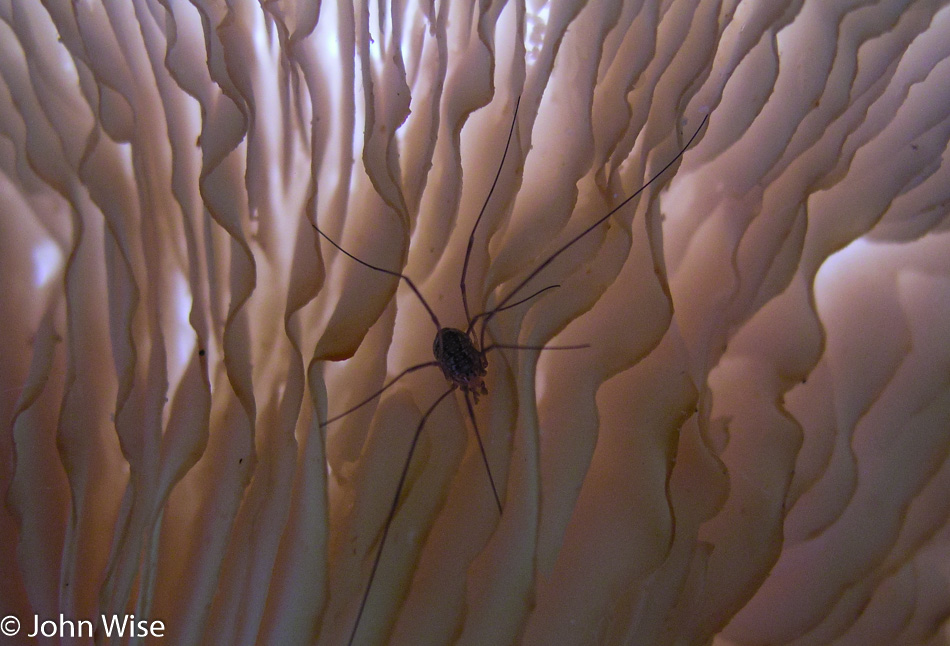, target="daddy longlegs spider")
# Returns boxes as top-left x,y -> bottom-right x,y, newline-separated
312,98 -> 708,646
